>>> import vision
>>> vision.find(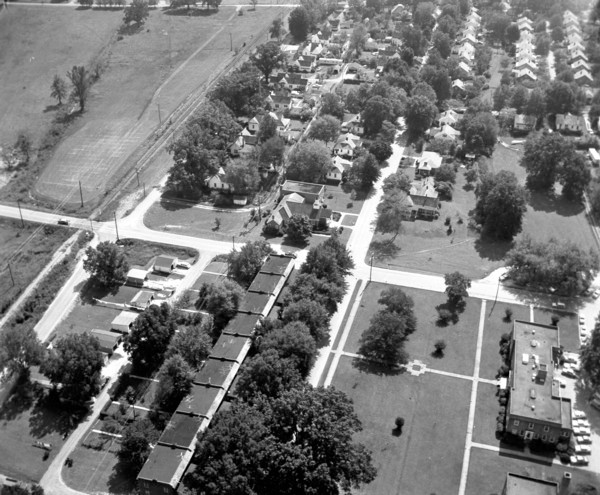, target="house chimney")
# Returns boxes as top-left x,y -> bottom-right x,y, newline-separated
559,472 -> 572,495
